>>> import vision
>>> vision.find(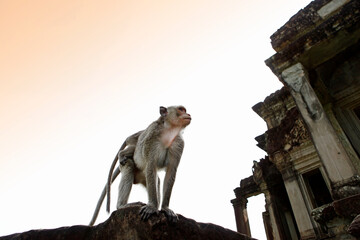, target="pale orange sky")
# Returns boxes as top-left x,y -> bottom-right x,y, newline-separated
1,0 -> 254,137
0,0 -> 311,238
